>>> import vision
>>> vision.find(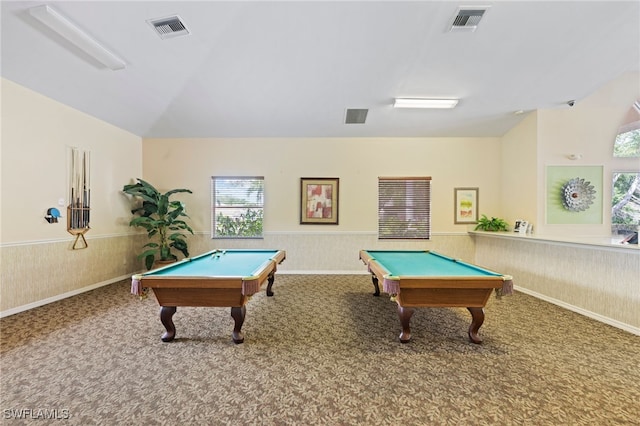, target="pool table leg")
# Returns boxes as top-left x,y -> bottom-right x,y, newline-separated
230,306 -> 246,344
160,306 -> 177,342
266,272 -> 275,297
398,306 -> 414,343
370,275 -> 381,297
467,307 -> 485,344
